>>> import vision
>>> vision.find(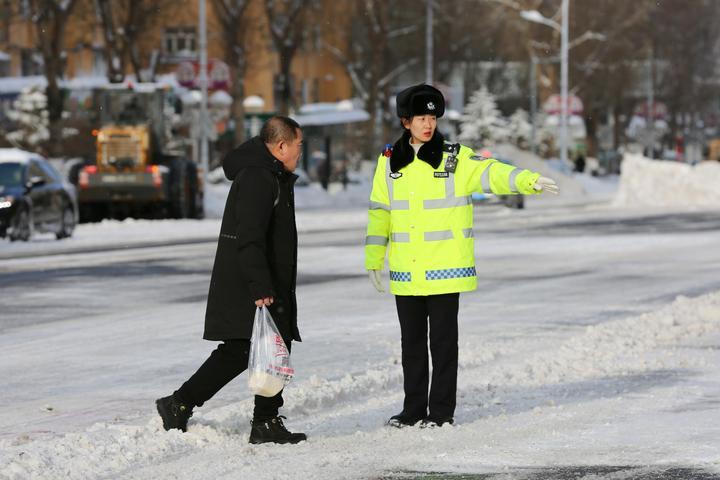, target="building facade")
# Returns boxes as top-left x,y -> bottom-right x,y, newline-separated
0,0 -> 352,112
